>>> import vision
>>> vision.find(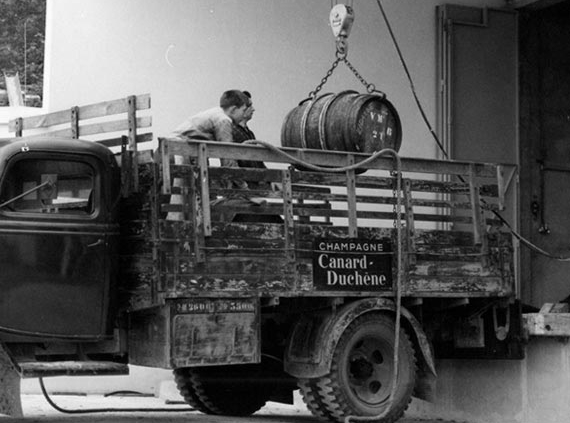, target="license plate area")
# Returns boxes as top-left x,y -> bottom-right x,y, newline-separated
170,298 -> 260,367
